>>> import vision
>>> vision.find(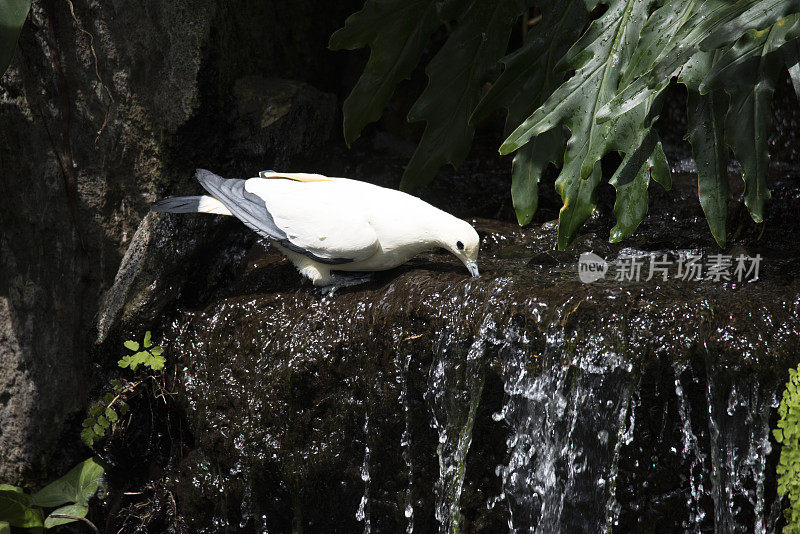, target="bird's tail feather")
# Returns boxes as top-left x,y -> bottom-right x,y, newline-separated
151,195 -> 232,215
